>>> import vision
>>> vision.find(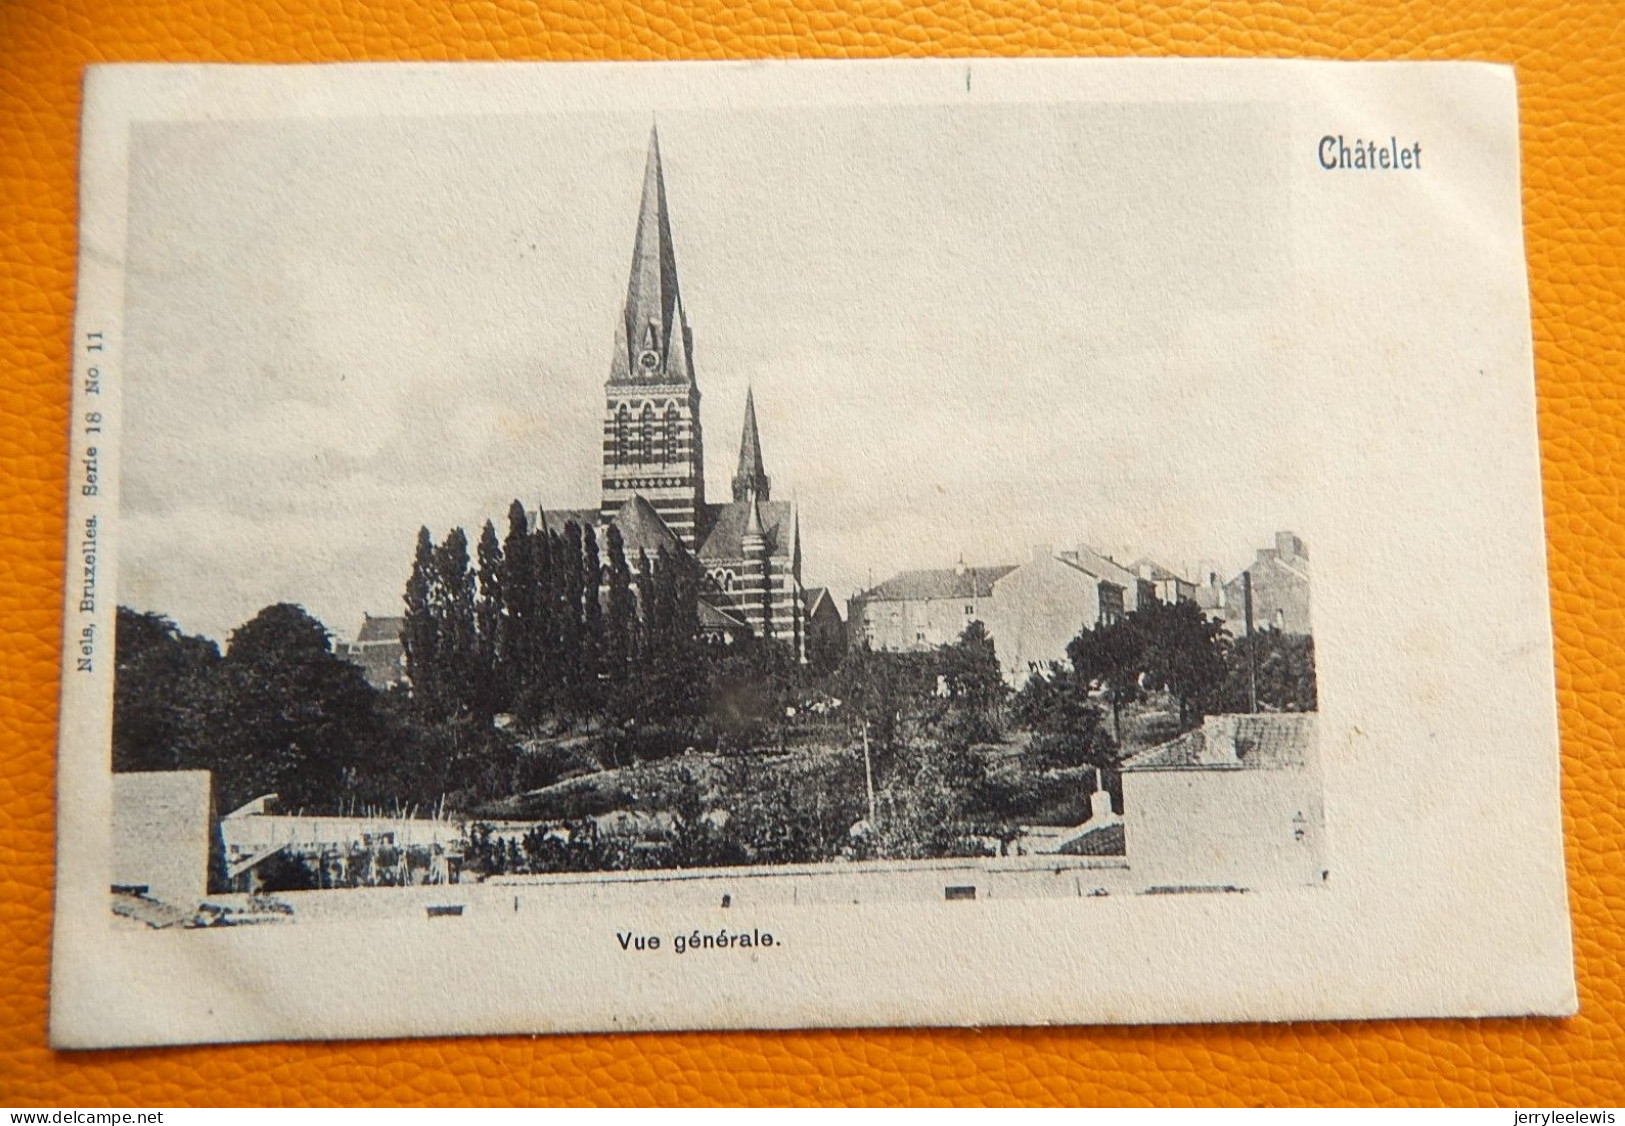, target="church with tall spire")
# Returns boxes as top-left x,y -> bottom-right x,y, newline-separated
537,126 -> 815,653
